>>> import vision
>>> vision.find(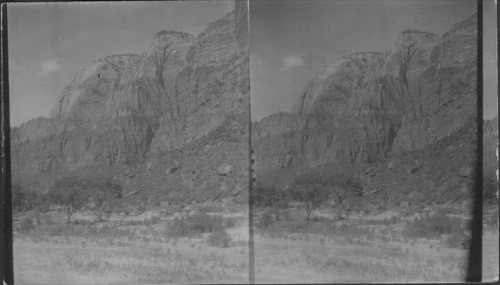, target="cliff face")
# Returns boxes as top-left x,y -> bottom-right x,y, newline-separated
11,10 -> 248,176
253,14 -> 478,171
484,116 -> 498,172
150,11 -> 248,152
